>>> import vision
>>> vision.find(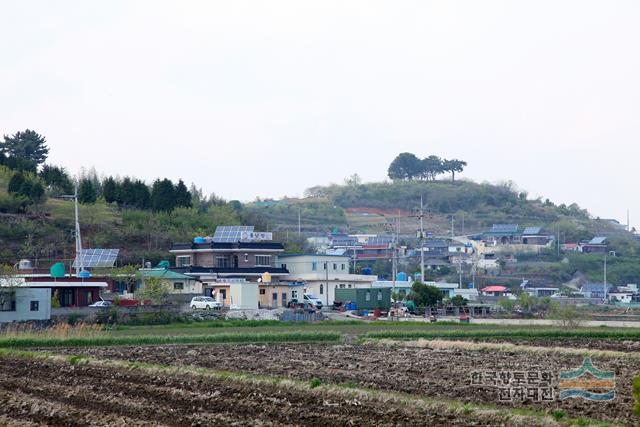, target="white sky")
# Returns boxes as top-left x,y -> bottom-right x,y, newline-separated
1,1 -> 638,227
